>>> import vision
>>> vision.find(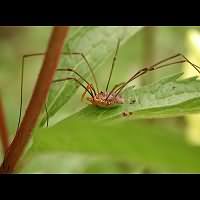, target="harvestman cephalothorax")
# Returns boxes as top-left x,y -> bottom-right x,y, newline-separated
17,39 -> 200,129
